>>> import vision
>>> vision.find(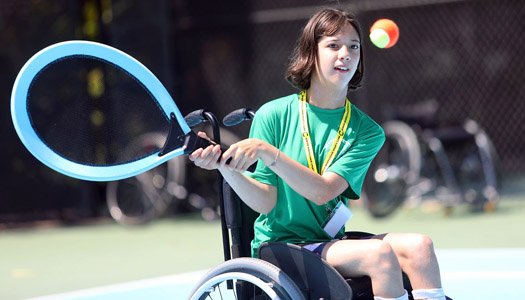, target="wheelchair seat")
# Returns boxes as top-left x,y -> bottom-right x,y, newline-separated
258,238 -> 414,300
259,242 -> 354,299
